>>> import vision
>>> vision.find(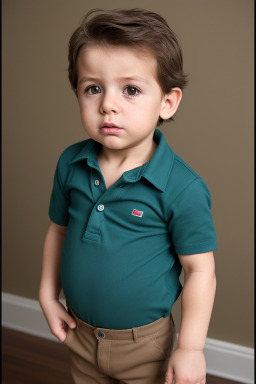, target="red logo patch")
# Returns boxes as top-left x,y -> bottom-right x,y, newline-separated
132,209 -> 143,217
